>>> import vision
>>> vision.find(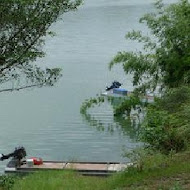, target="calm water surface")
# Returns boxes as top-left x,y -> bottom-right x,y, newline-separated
0,0 -> 176,172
